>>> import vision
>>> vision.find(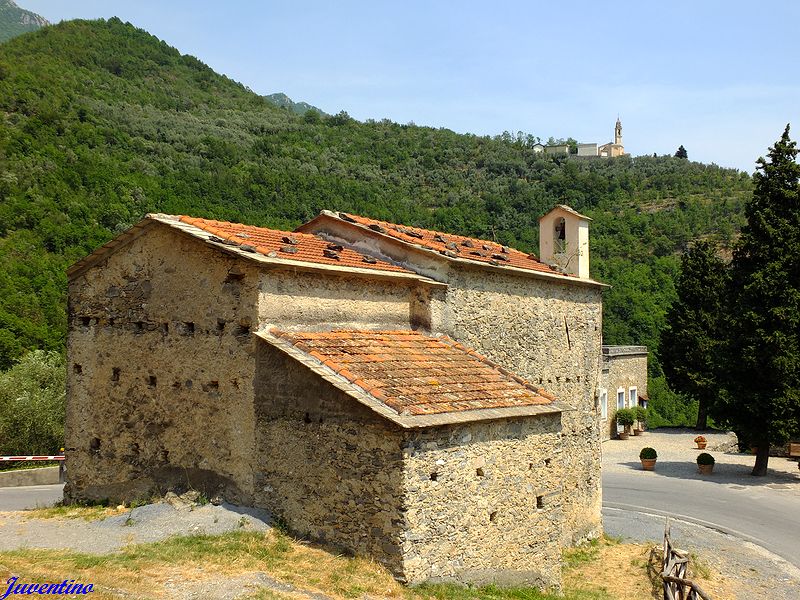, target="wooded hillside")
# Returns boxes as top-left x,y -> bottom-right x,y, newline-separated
0,19 -> 753,422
